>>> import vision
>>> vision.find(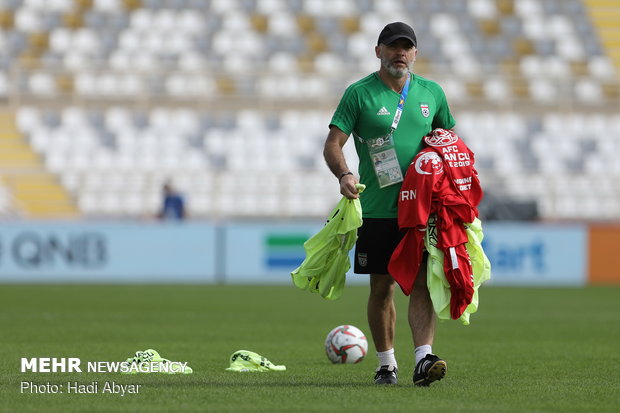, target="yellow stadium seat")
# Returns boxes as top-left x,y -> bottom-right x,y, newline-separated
0,10 -> 14,29
123,0 -> 142,11
29,33 -> 49,53
466,81 -> 485,99
297,55 -> 314,73
496,0 -> 515,15
570,61 -> 590,77
513,38 -> 535,55
56,75 -> 74,94
602,82 -> 620,99
63,12 -> 84,29
75,0 -> 94,10
306,33 -> 327,54
250,14 -> 268,33
340,17 -> 360,34
296,15 -> 315,34
216,76 -> 236,95
510,78 -> 530,99
479,19 -> 501,36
